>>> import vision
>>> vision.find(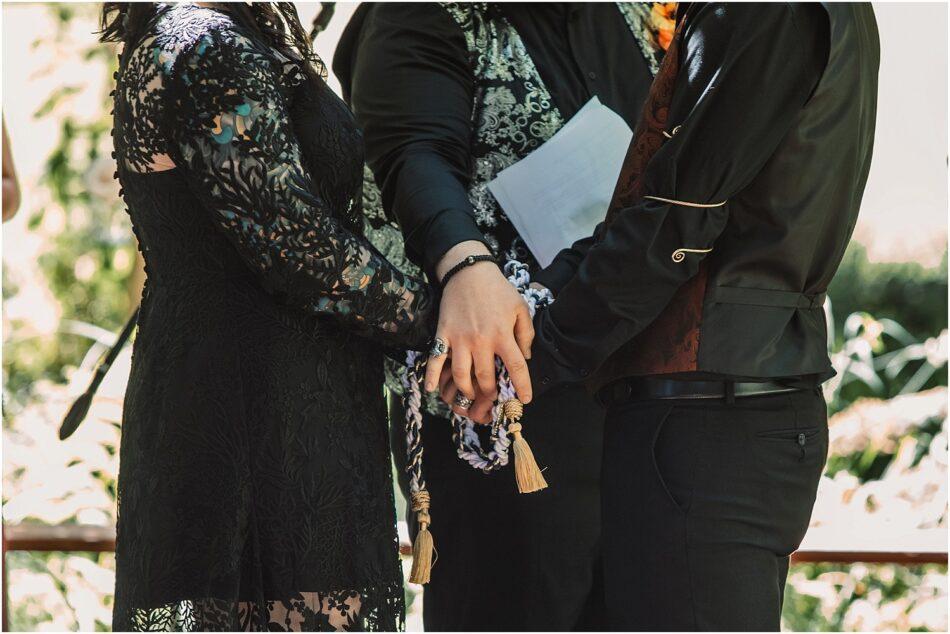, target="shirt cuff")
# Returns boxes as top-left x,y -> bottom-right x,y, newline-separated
531,253 -> 578,296
527,310 -> 587,399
